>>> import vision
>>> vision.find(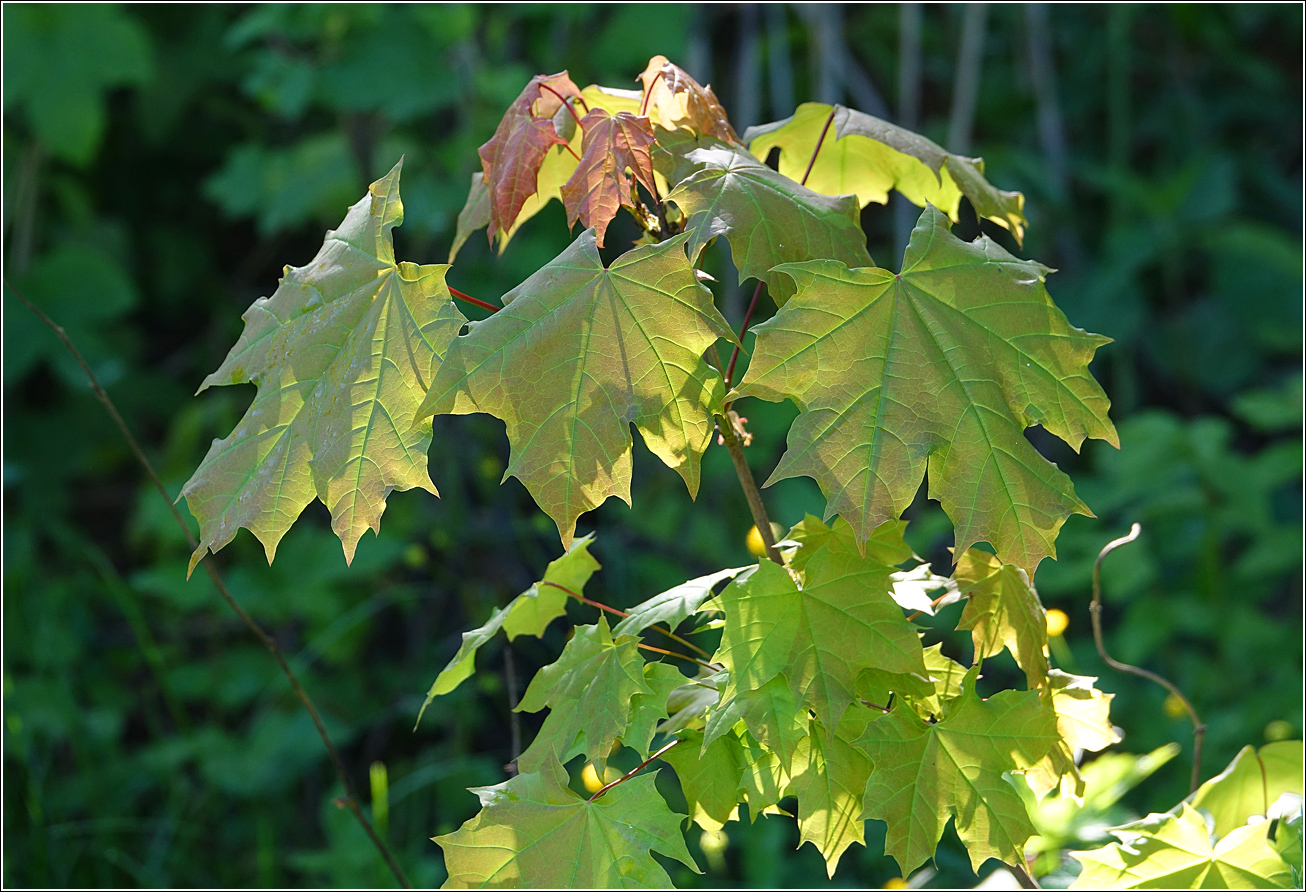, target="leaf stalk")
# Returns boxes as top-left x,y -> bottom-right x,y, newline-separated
588,738 -> 680,801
